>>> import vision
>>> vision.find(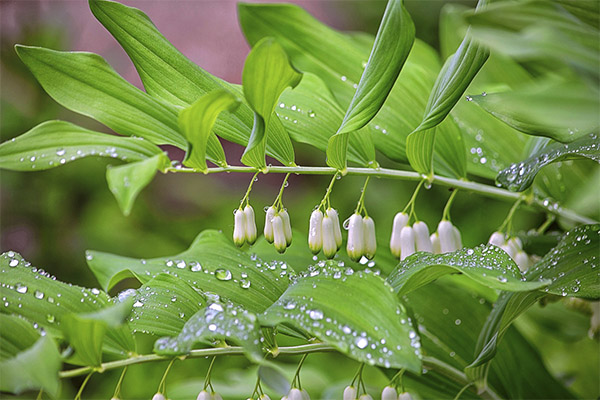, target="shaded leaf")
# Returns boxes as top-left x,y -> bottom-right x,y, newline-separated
258,364 -> 291,395
154,301 -> 262,363
86,230 -> 292,313
179,90 -> 240,171
262,262 -> 422,372
0,314 -> 40,360
241,37 -> 302,168
497,133 -> 600,192
327,0 -> 415,170
388,245 -> 549,296
0,120 -> 163,171
15,45 -> 186,148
